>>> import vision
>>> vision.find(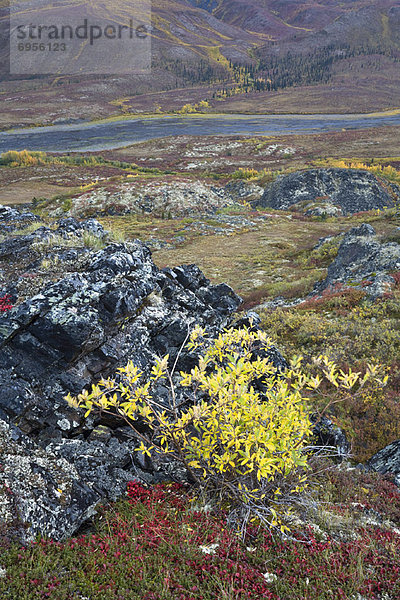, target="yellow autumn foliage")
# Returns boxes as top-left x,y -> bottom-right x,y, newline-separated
66,326 -> 386,532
